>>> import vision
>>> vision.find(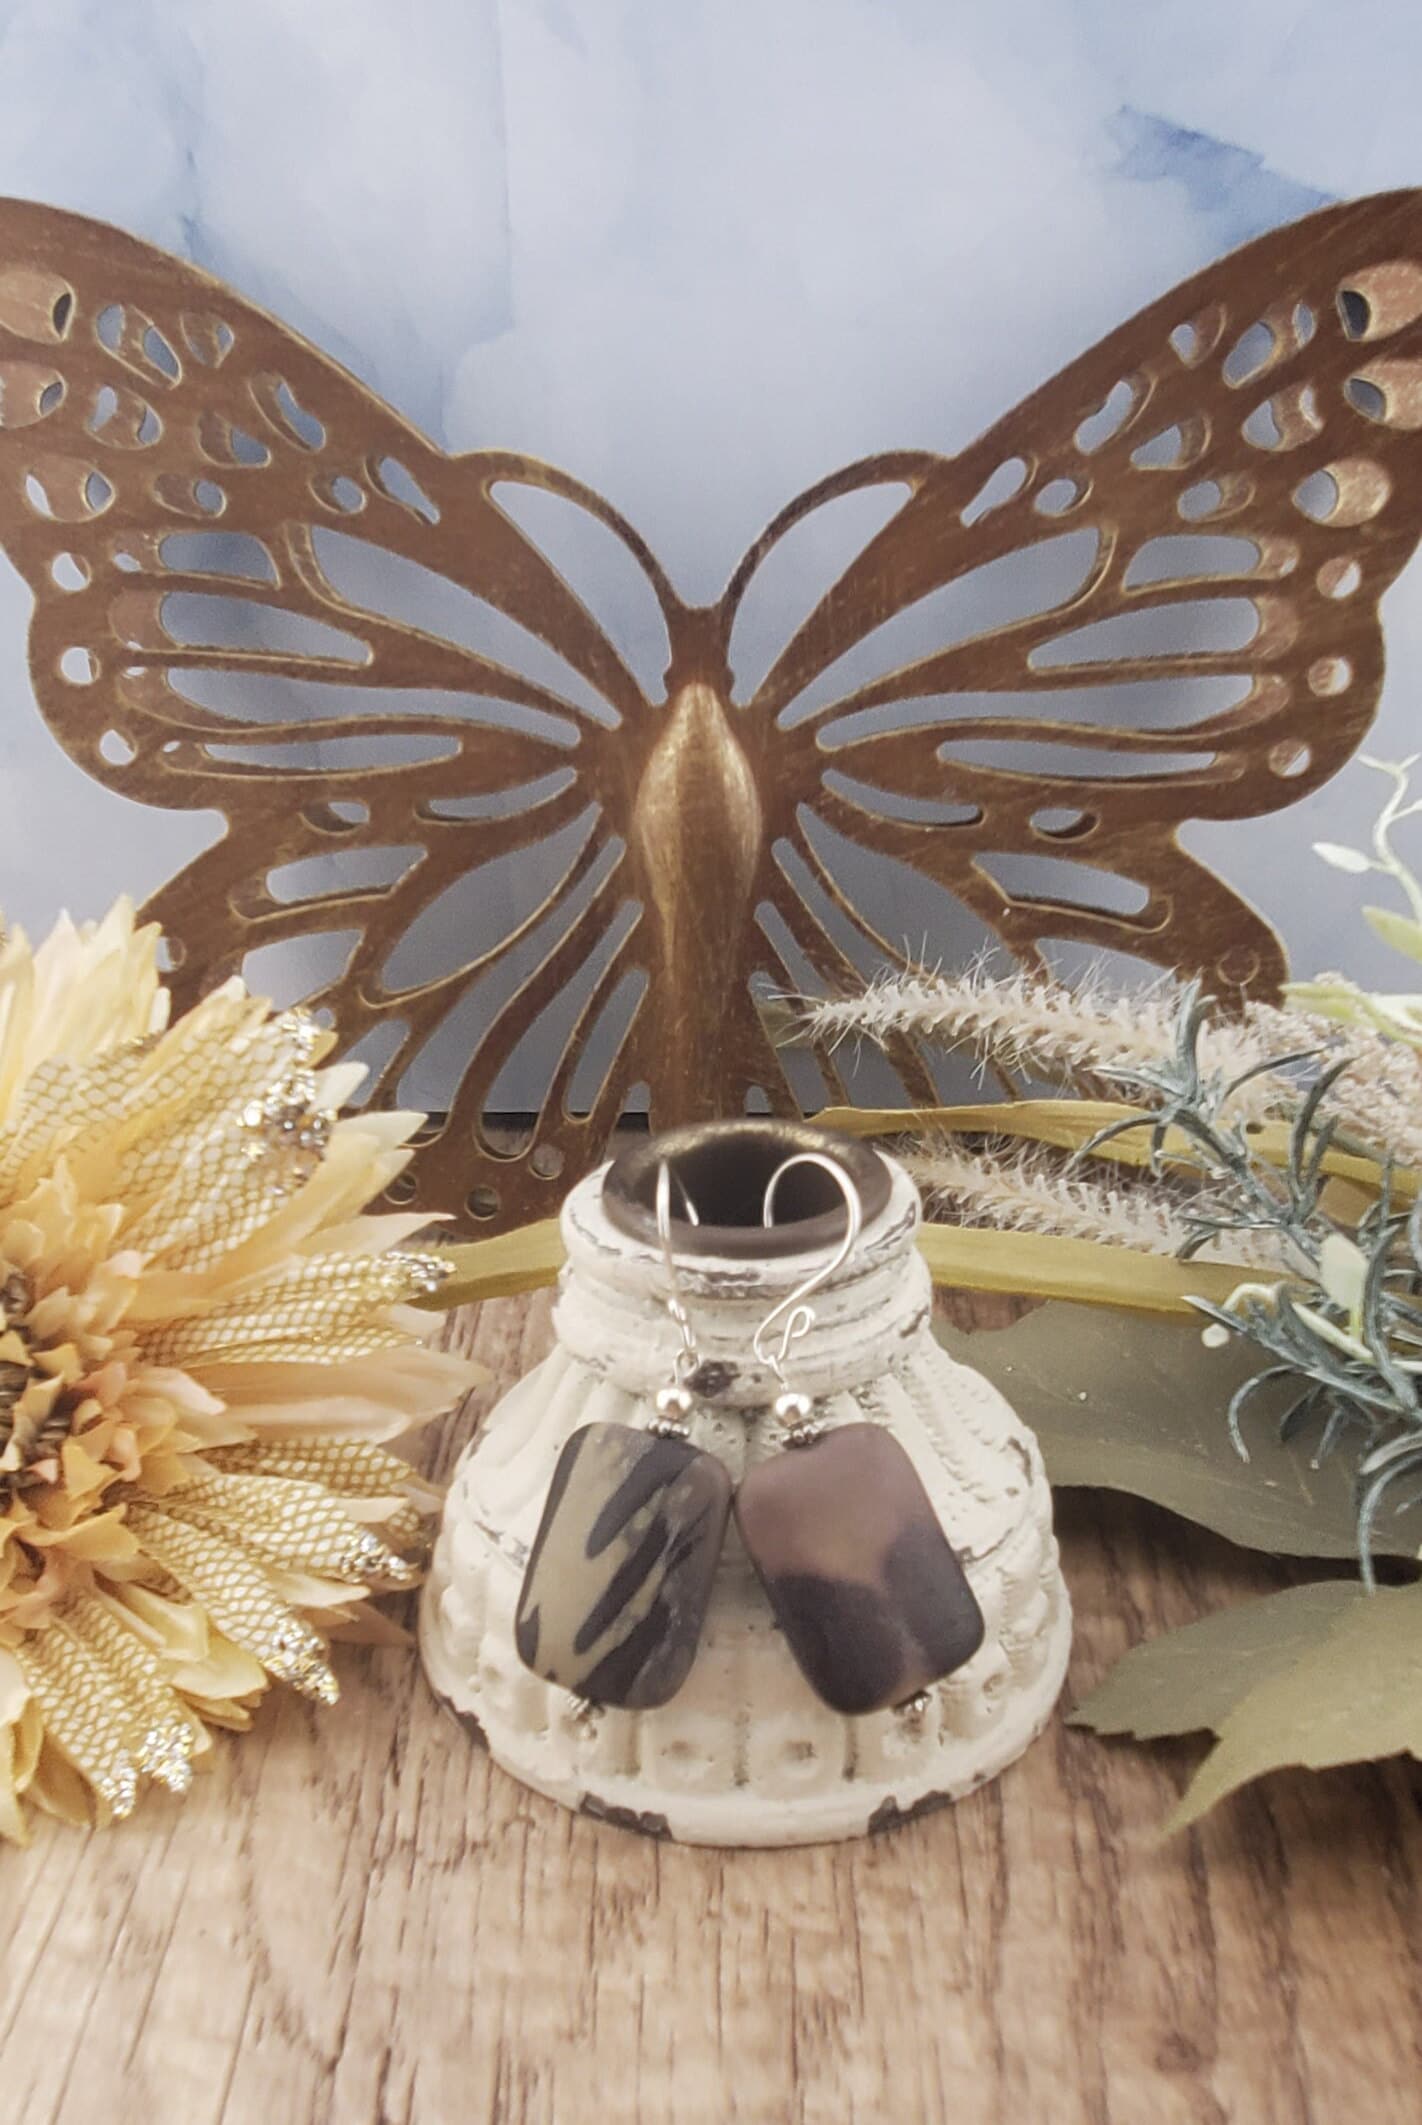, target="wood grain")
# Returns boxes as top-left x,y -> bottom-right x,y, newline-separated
1,1291 -> 1418,2125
